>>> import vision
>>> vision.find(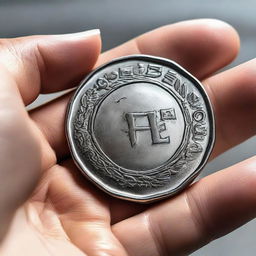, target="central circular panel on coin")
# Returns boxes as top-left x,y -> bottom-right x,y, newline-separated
93,82 -> 185,171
